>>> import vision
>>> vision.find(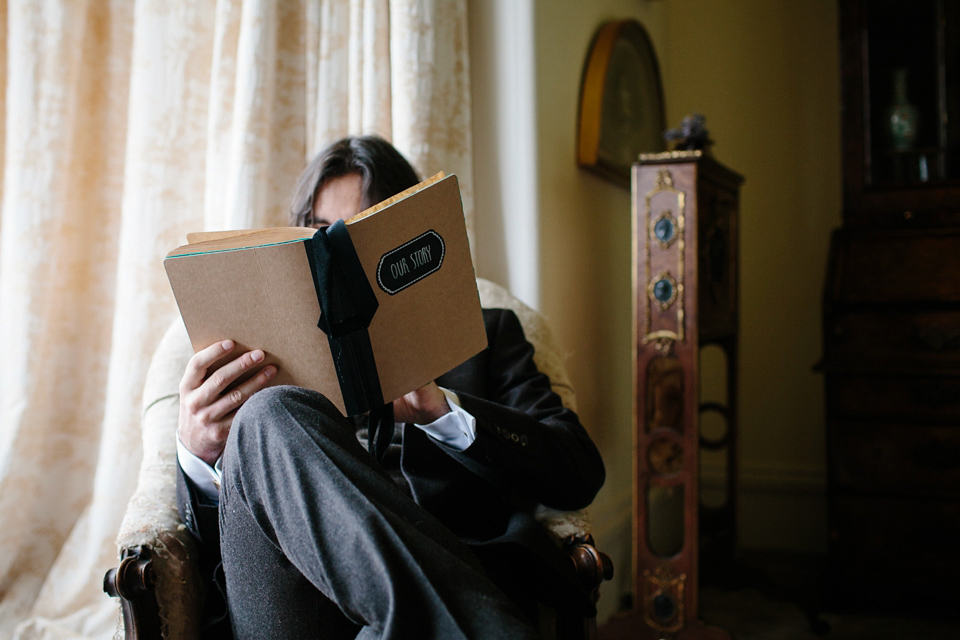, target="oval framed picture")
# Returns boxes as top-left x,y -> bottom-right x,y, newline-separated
577,19 -> 666,187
